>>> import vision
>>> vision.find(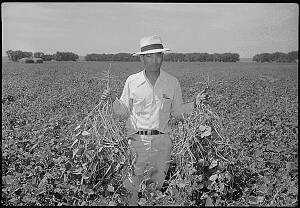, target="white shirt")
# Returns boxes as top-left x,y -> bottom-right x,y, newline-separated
113,69 -> 194,135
